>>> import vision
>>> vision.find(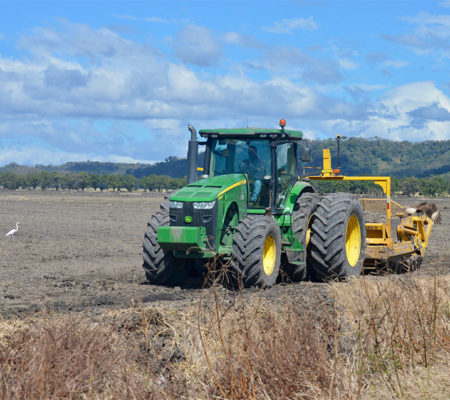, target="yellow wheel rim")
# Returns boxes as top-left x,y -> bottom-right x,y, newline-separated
263,234 -> 276,276
306,215 -> 314,248
346,215 -> 361,267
